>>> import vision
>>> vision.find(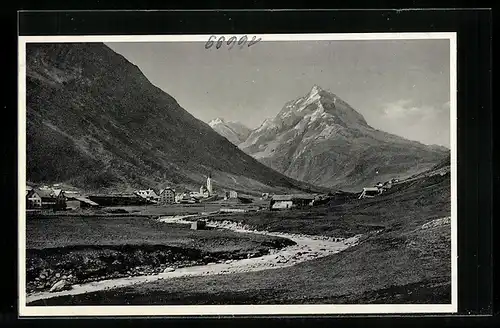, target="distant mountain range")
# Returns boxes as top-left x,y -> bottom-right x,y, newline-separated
208,118 -> 251,145
237,85 -> 449,191
25,43 -> 323,195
